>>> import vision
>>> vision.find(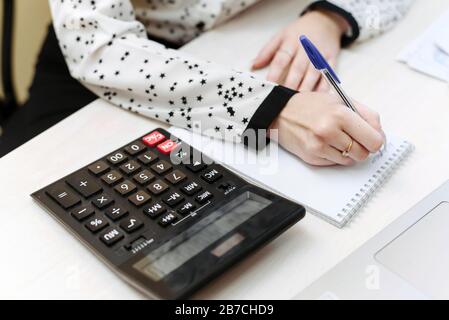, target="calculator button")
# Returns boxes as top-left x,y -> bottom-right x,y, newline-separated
100,227 -> 124,246
120,217 -> 144,233
85,216 -> 109,233
201,168 -> 223,183
157,139 -> 179,155
195,190 -> 213,204
71,206 -> 95,221
137,151 -> 158,165
143,202 -> 167,219
47,186 -> 81,209
66,173 -> 102,198
158,212 -> 178,227
164,169 -> 187,185
88,161 -> 110,176
162,192 -> 184,208
177,202 -> 196,215
173,147 -> 190,163
91,194 -> 114,209
142,131 -> 166,147
119,160 -> 141,175
106,151 -> 128,165
133,170 -> 155,185
105,206 -> 128,221
185,160 -> 207,173
124,141 -> 146,155
151,160 -> 172,175
114,180 -> 137,196
147,180 -> 169,195
101,170 -> 123,186
180,181 -> 202,196
128,190 -> 151,207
